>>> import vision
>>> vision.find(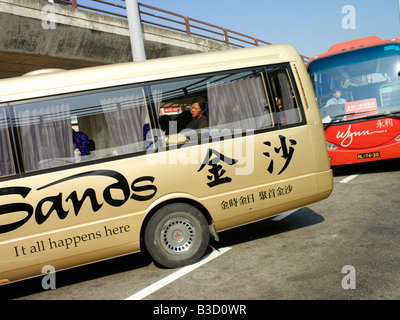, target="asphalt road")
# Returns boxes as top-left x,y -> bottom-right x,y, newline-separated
2,158 -> 400,301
